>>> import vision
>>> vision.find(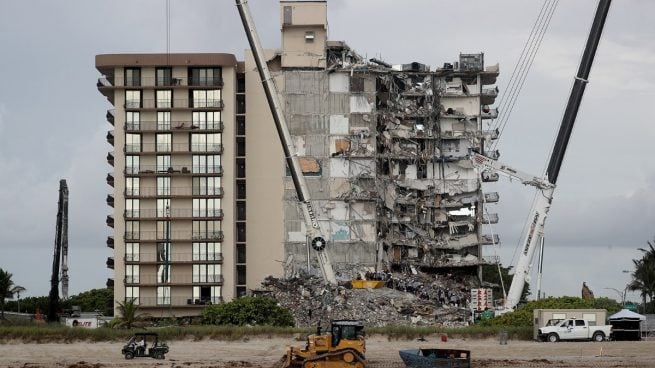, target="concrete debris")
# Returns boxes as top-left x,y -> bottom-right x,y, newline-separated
260,271 -> 476,328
